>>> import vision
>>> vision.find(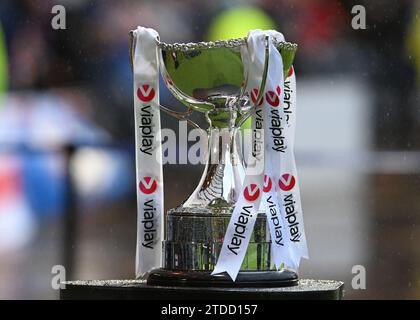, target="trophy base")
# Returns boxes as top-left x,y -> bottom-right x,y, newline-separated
146,268 -> 298,288
61,279 -> 344,300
